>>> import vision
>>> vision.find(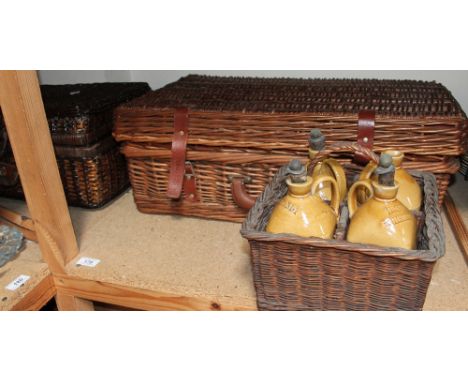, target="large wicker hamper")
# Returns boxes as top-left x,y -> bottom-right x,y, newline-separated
0,82 -> 150,208
114,75 -> 467,222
